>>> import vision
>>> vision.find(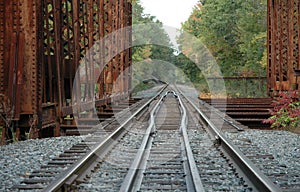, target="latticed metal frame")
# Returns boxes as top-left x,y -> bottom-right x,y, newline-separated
42,0 -> 132,109
268,0 -> 300,95
0,0 -> 132,141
